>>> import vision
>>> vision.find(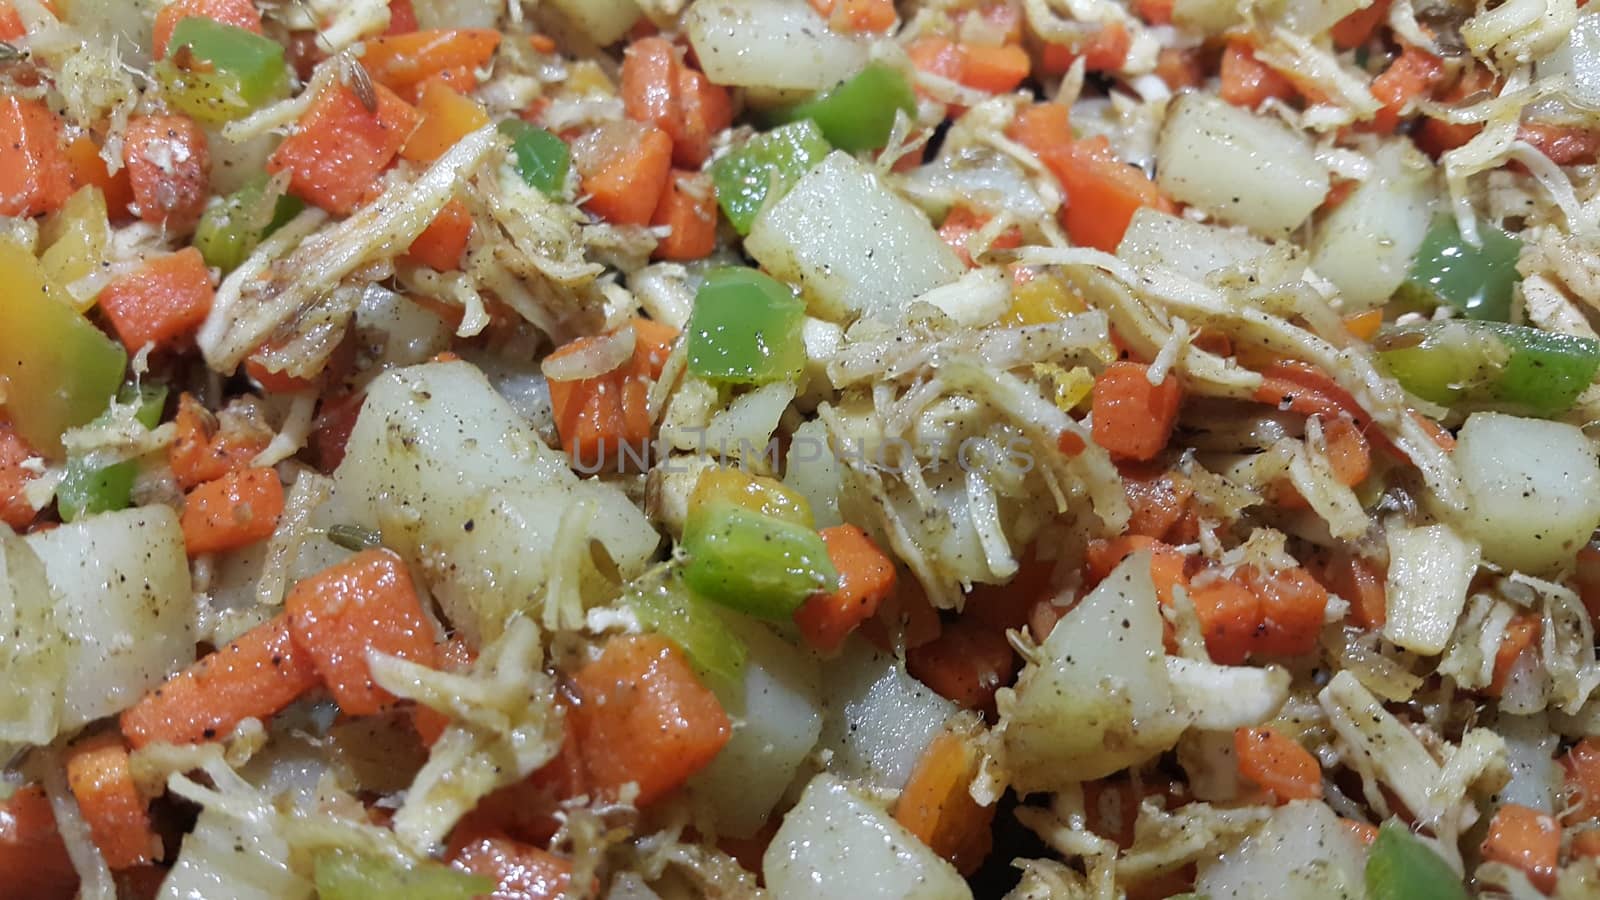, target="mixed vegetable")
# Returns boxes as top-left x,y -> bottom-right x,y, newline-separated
1,0 -> 1600,898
